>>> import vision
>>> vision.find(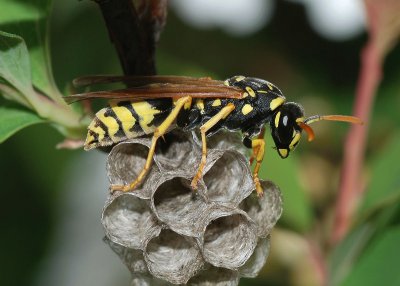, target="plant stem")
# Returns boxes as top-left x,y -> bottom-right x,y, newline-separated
27,88 -> 87,136
0,83 -> 31,108
332,33 -> 382,244
308,238 -> 327,286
